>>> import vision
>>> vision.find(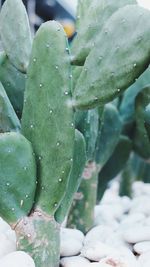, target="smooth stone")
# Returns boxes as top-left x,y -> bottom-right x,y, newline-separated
0,251 -> 35,267
95,204 -> 123,221
138,251 -> 150,267
100,247 -> 137,267
94,207 -> 119,230
60,238 -> 83,257
0,232 -> 16,259
60,228 -> 84,256
84,225 -> 114,245
60,228 -> 84,242
129,196 -> 150,216
132,182 -> 150,198
105,232 -> 132,250
0,218 -> 13,233
119,213 -> 145,230
81,241 -> 118,261
120,196 -> 132,213
60,256 -> 90,267
123,226 -> 150,243
134,241 -> 150,255
90,263 -> 110,267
